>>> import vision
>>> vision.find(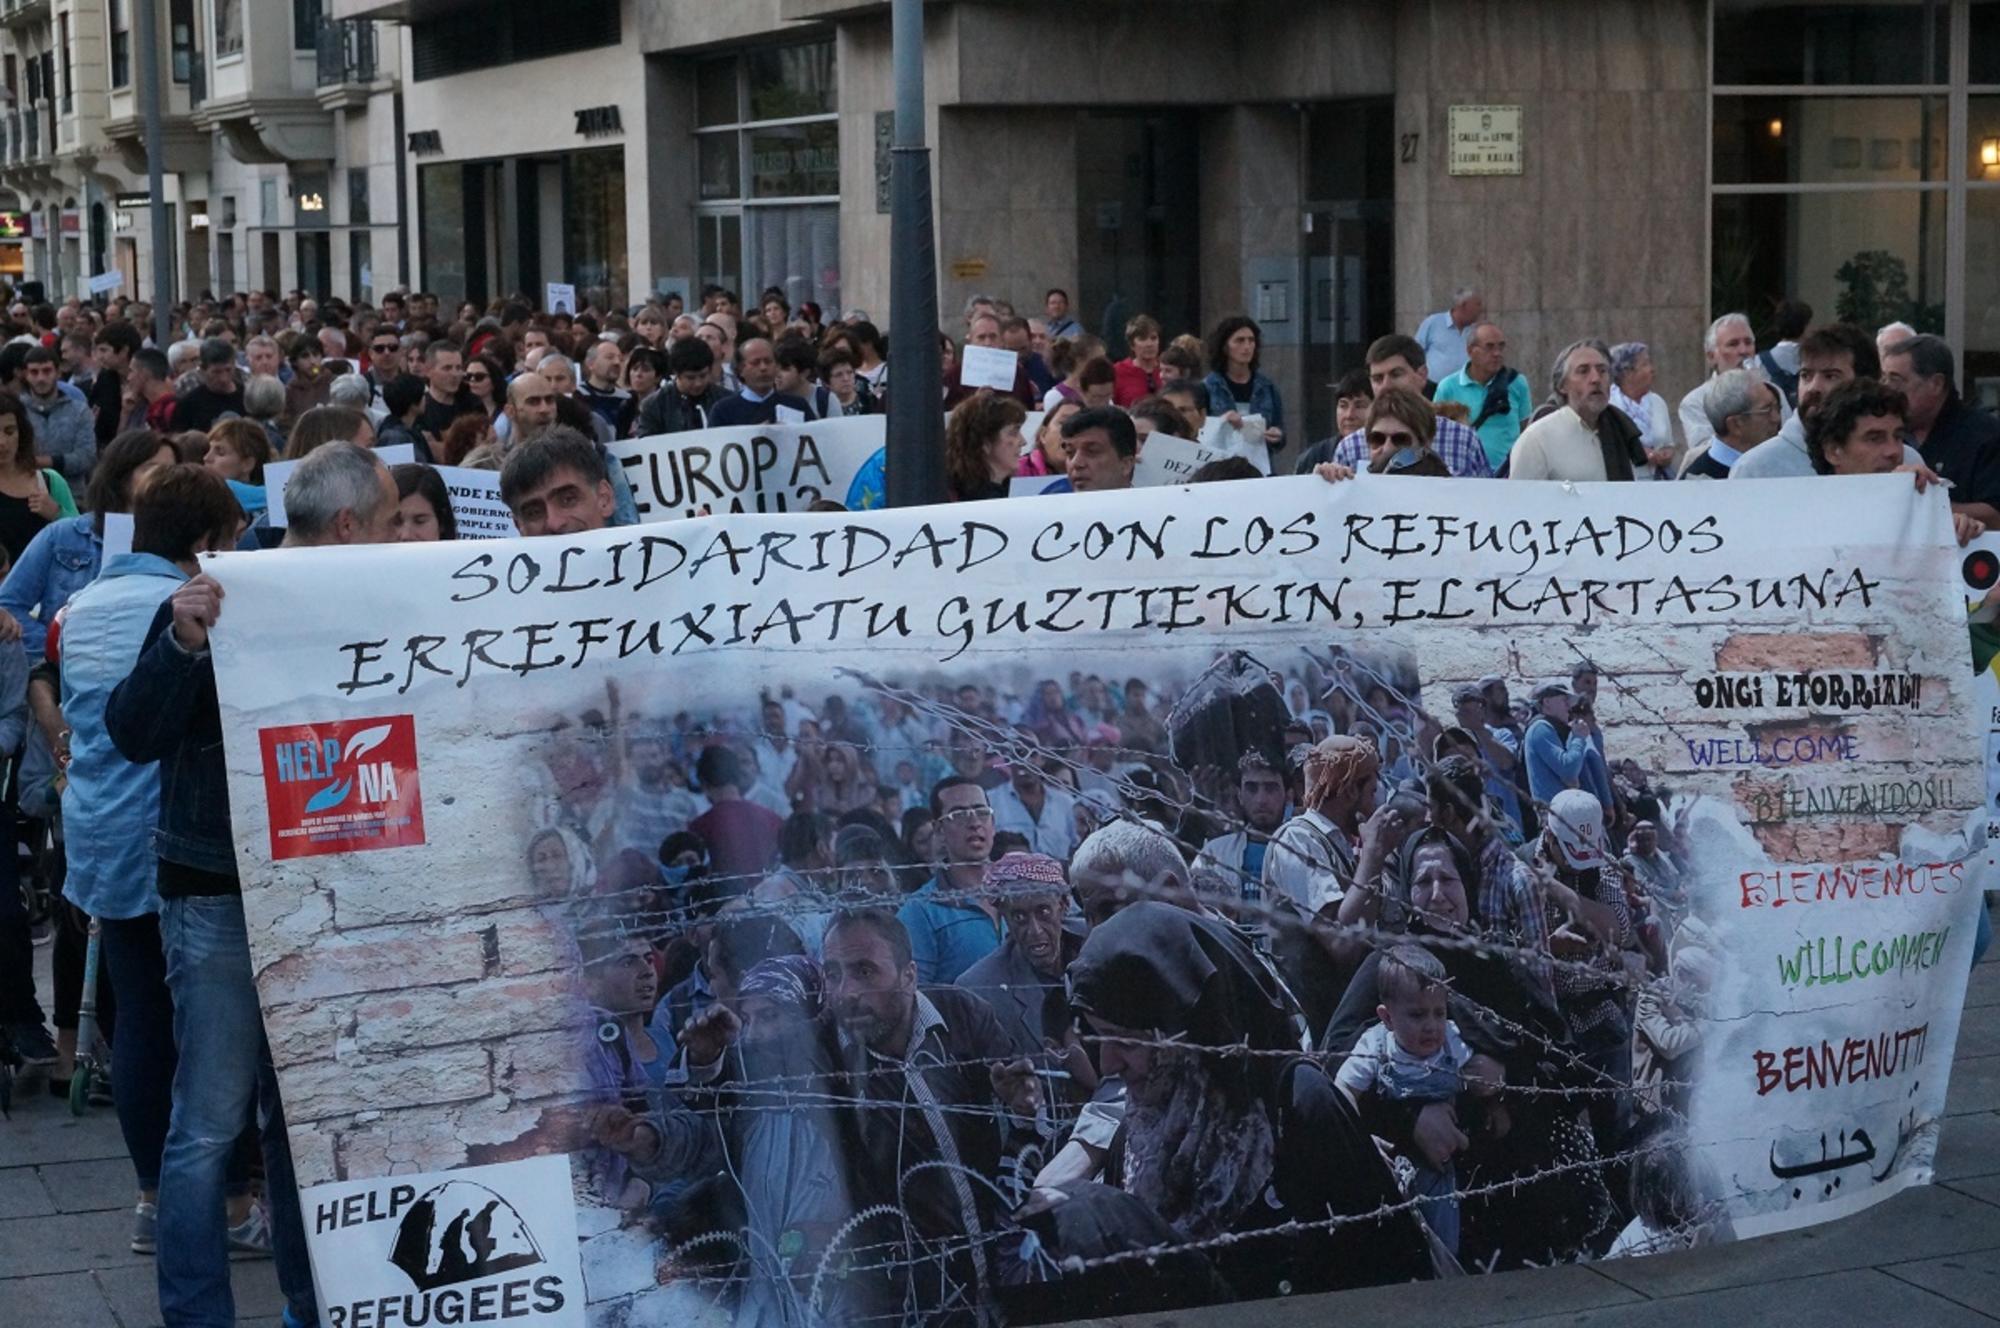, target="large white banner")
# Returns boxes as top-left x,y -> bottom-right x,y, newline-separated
205,475 -> 1984,1322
